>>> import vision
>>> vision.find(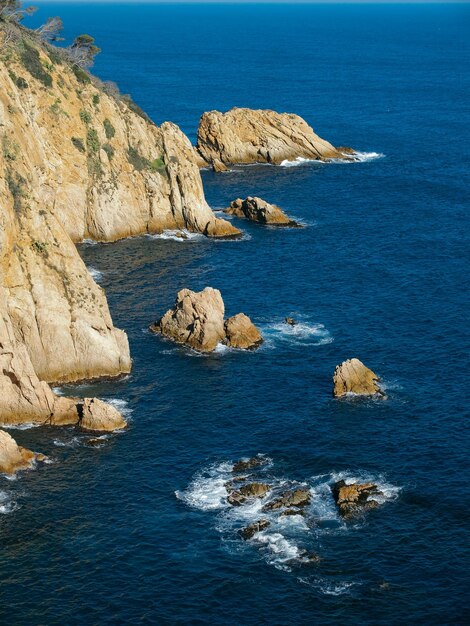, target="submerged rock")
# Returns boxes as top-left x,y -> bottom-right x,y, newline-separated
78,398 -> 127,432
197,107 -> 352,166
0,430 -> 40,475
333,358 -> 384,397
284,317 -> 297,326
263,488 -> 311,512
224,313 -> 263,350
240,519 -> 270,540
224,197 -> 299,226
150,288 -> 263,352
232,456 -> 267,473
331,480 -> 382,518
